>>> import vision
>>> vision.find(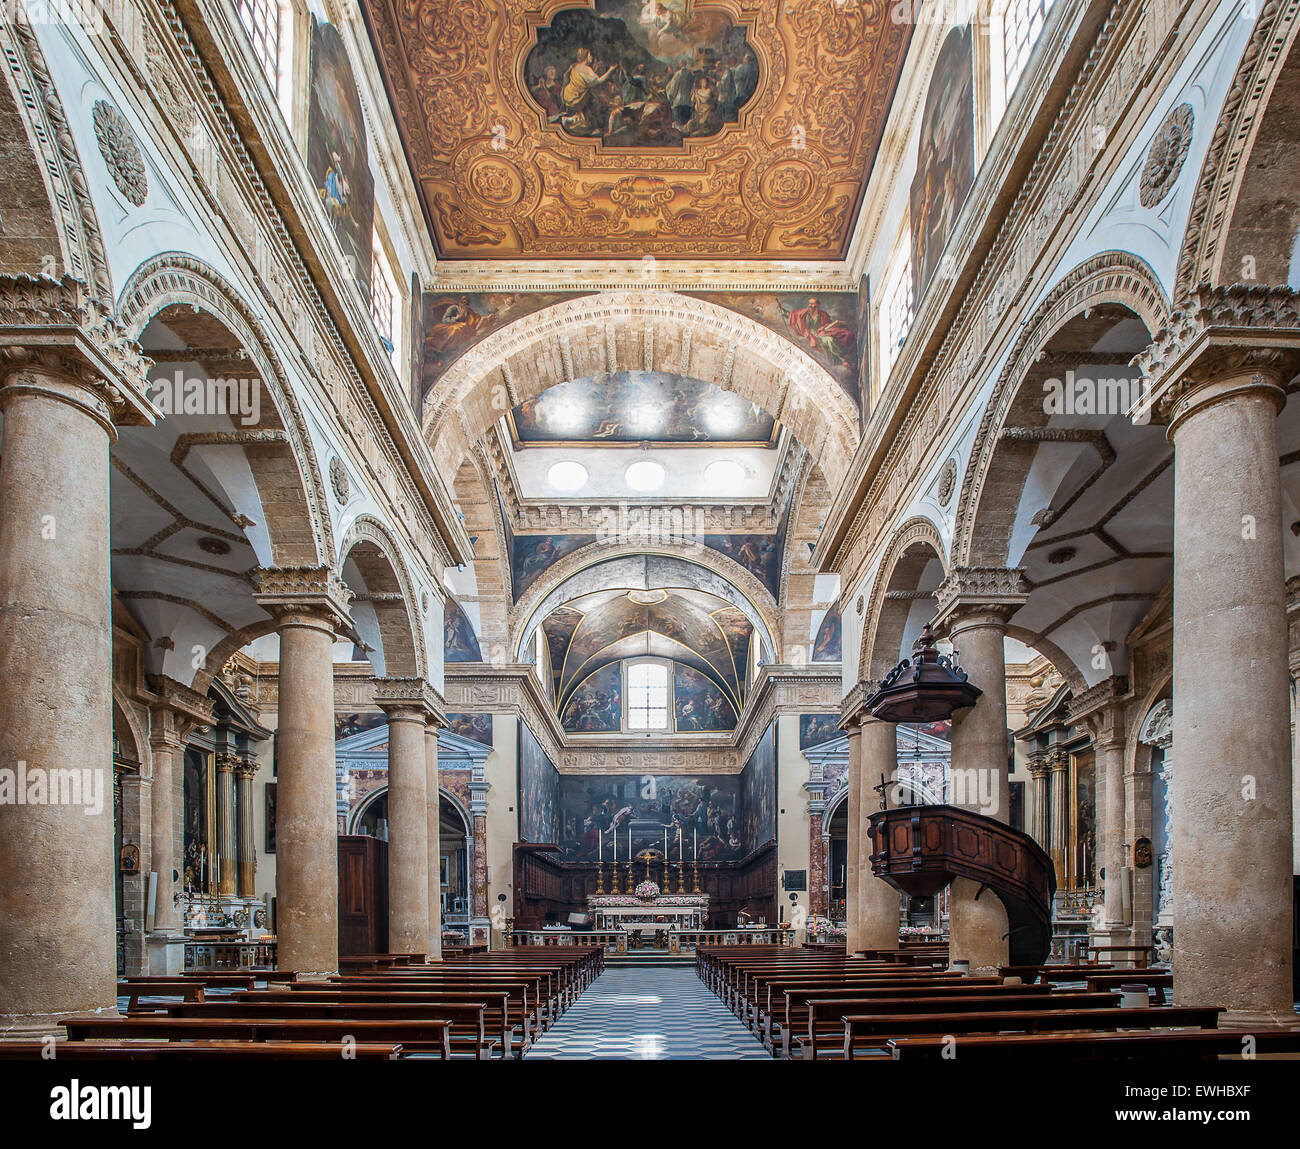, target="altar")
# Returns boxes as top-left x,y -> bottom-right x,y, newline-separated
587,893 -> 710,932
